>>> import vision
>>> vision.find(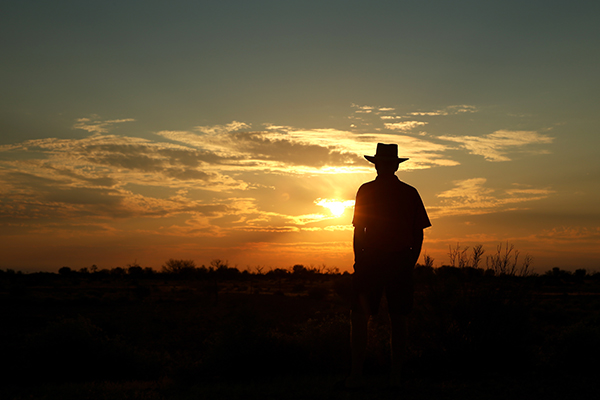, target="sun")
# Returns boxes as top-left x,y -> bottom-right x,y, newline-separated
315,198 -> 355,217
